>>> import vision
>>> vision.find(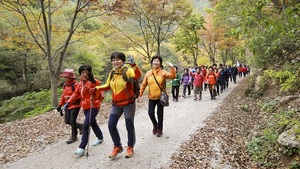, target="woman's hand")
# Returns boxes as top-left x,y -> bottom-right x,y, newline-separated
166,62 -> 173,68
